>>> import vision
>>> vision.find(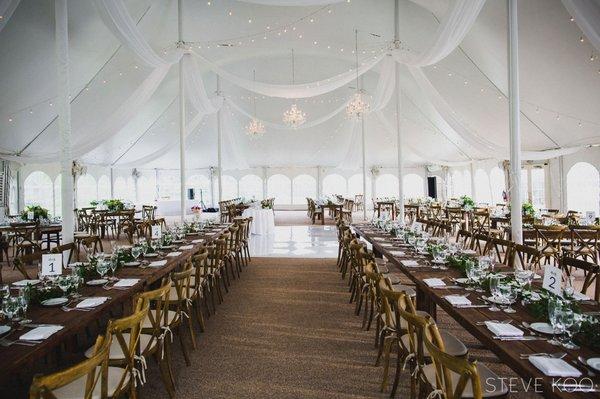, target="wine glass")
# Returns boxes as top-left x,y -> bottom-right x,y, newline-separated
17,291 -> 31,324
96,259 -> 109,280
69,275 -> 83,298
561,311 -> 580,349
488,275 -> 502,312
57,276 -> 71,296
515,269 -> 534,291
563,275 -> 575,298
109,255 -> 118,280
2,297 -> 19,322
131,246 -> 142,261
498,282 -> 517,313
0,284 -> 10,301
548,296 -> 566,346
